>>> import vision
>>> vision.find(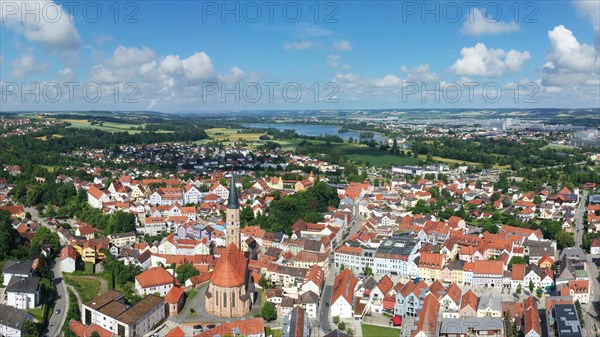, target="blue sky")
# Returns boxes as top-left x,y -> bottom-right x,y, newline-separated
1,0 -> 599,111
